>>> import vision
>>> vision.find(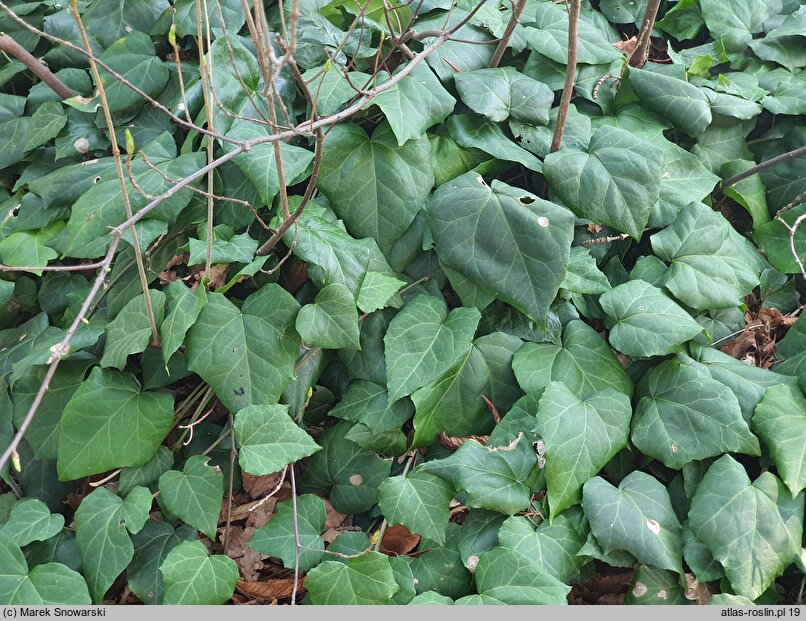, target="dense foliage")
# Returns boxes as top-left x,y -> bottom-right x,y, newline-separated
0,0 -> 805,606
